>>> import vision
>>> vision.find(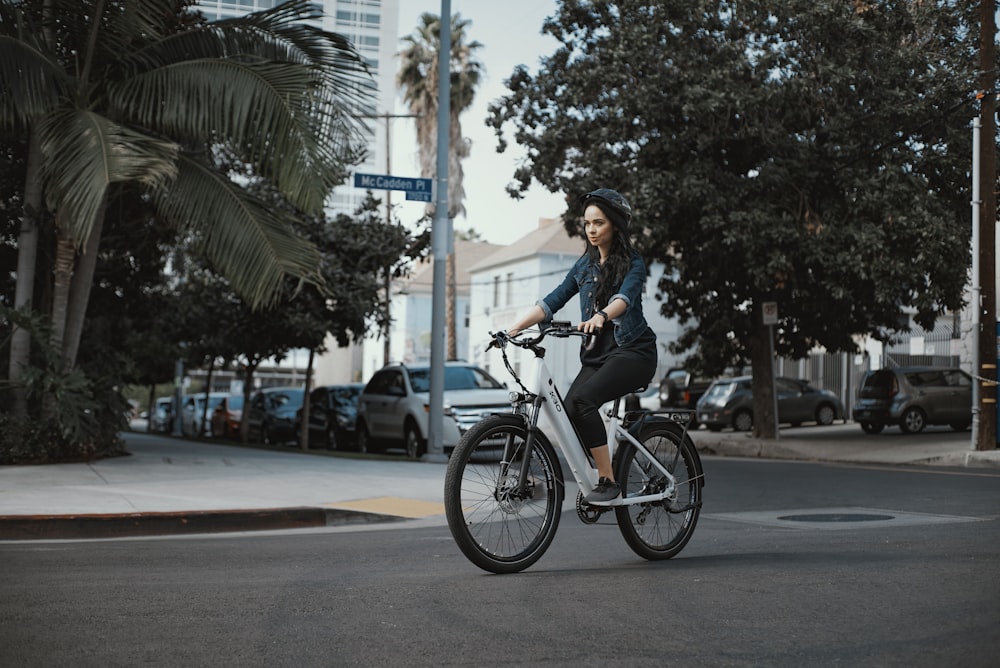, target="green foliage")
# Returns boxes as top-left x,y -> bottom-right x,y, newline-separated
0,305 -> 126,463
488,0 -> 977,375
